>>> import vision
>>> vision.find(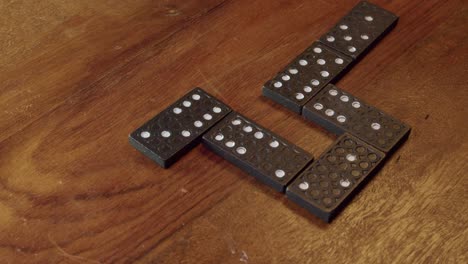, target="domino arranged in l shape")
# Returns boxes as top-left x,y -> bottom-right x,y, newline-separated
263,1 -> 399,113
128,86 -> 395,222
130,1 -> 410,223
130,88 -> 313,192
258,1 -> 408,220
261,1 -> 409,154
